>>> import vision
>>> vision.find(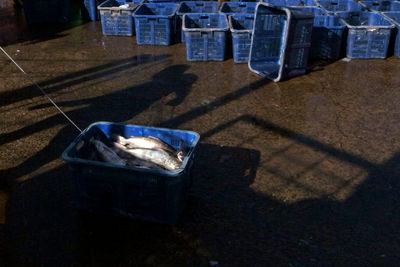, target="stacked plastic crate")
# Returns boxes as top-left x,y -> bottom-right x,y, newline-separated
315,0 -> 395,59
220,2 -> 258,63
